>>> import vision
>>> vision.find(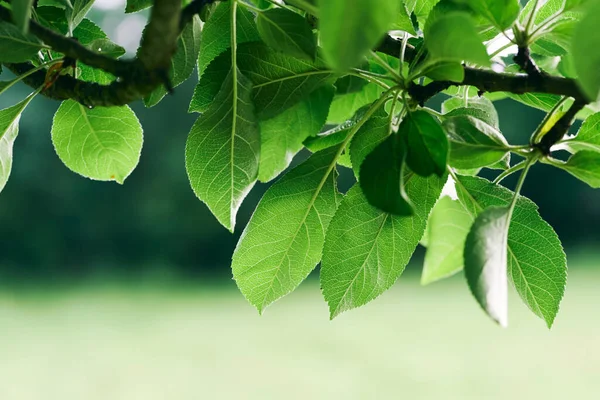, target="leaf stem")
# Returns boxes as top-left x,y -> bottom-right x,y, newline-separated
507,155 -> 537,216
348,71 -> 392,89
370,51 -> 403,84
524,0 -> 541,39
492,160 -> 528,184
